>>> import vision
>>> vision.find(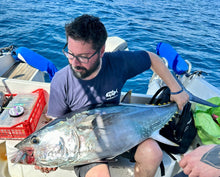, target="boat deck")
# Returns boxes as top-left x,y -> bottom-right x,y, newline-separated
2,62 -> 39,81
